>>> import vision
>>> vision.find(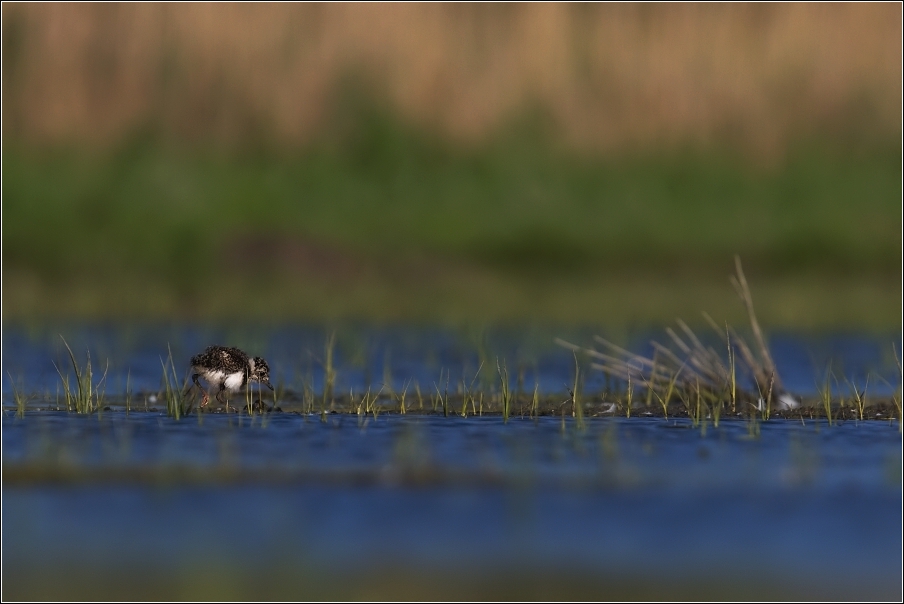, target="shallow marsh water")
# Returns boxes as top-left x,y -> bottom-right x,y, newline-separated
3,323 -> 901,400
2,324 -> 902,599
